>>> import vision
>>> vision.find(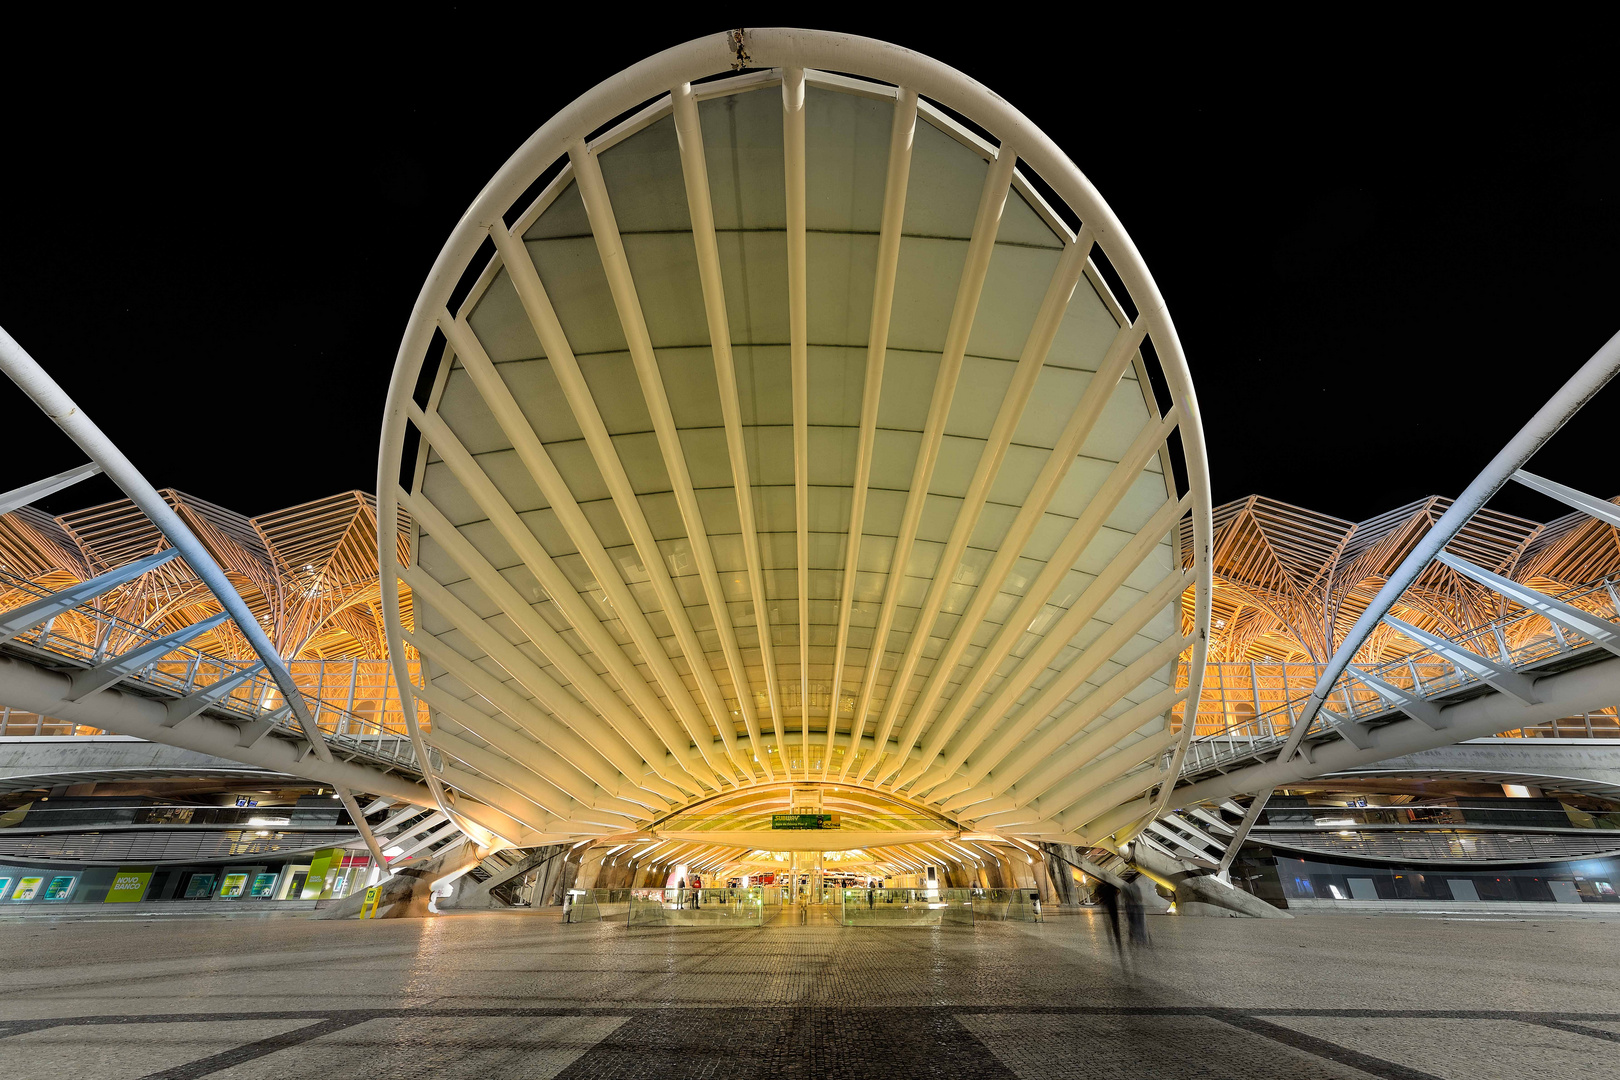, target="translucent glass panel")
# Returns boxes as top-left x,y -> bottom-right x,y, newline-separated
407,72 -> 1188,826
